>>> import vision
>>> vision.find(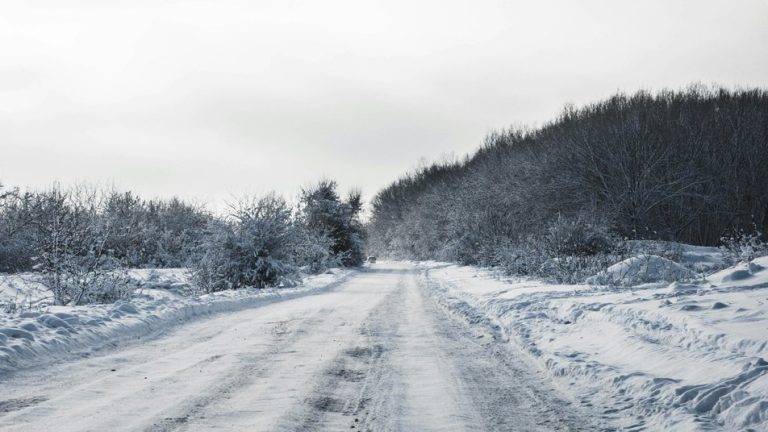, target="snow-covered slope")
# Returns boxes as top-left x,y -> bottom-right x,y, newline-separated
421,253 -> 768,431
0,269 -> 353,375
